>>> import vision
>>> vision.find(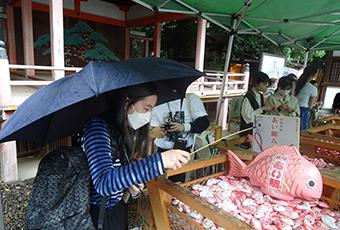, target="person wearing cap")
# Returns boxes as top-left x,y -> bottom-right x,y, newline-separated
240,72 -> 274,140
265,76 -> 300,117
